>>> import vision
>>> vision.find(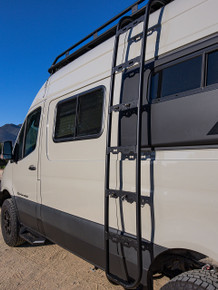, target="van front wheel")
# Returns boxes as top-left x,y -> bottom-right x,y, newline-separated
161,269 -> 218,290
1,199 -> 24,247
